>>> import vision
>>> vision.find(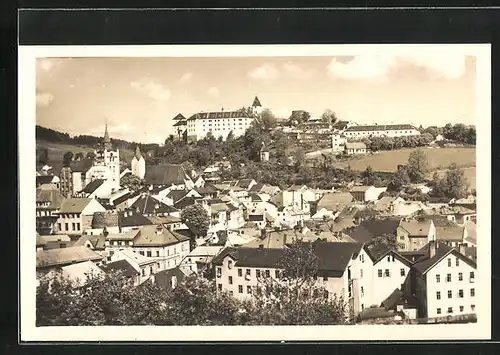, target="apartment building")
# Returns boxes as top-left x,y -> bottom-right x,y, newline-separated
343,124 -> 420,139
